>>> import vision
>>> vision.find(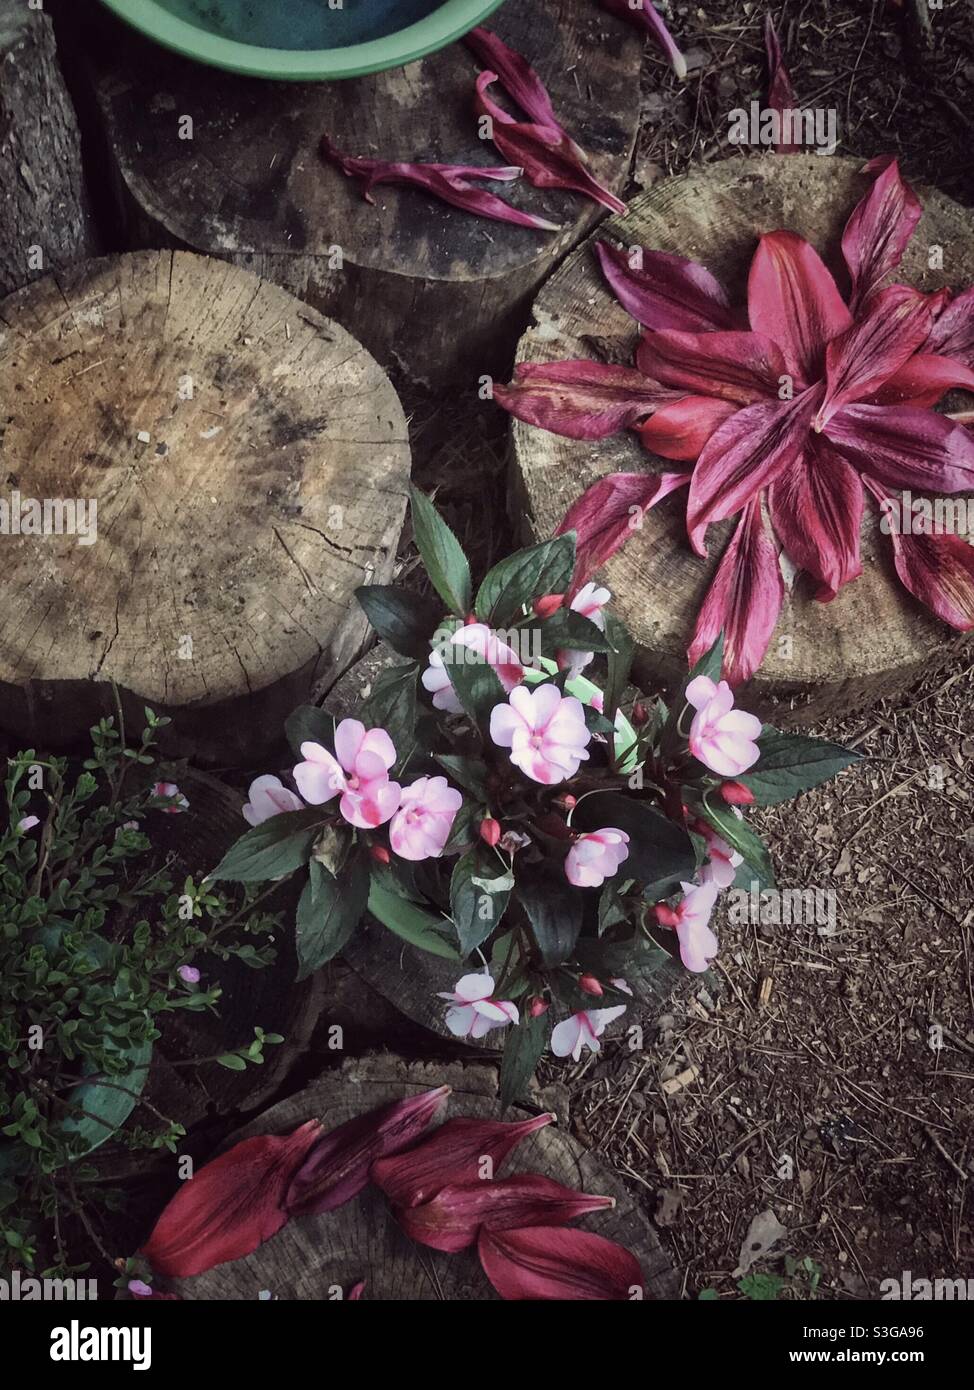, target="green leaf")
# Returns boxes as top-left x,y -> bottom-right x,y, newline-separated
450,848 -> 512,956
740,729 -> 862,805
209,808 -> 325,883
538,607 -> 614,657
699,798 -> 775,890
573,792 -> 696,900
517,872 -> 583,967
359,663 -> 418,771
499,1011 -> 549,1112
295,853 -> 369,980
445,646 -> 507,729
354,585 -> 442,660
602,611 -> 634,729
433,754 -> 489,801
368,880 -> 460,960
409,486 -> 472,617
475,533 -> 576,627
597,882 -> 628,936
216,1054 -> 248,1072
59,1039 -> 153,1158
285,705 -> 336,760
